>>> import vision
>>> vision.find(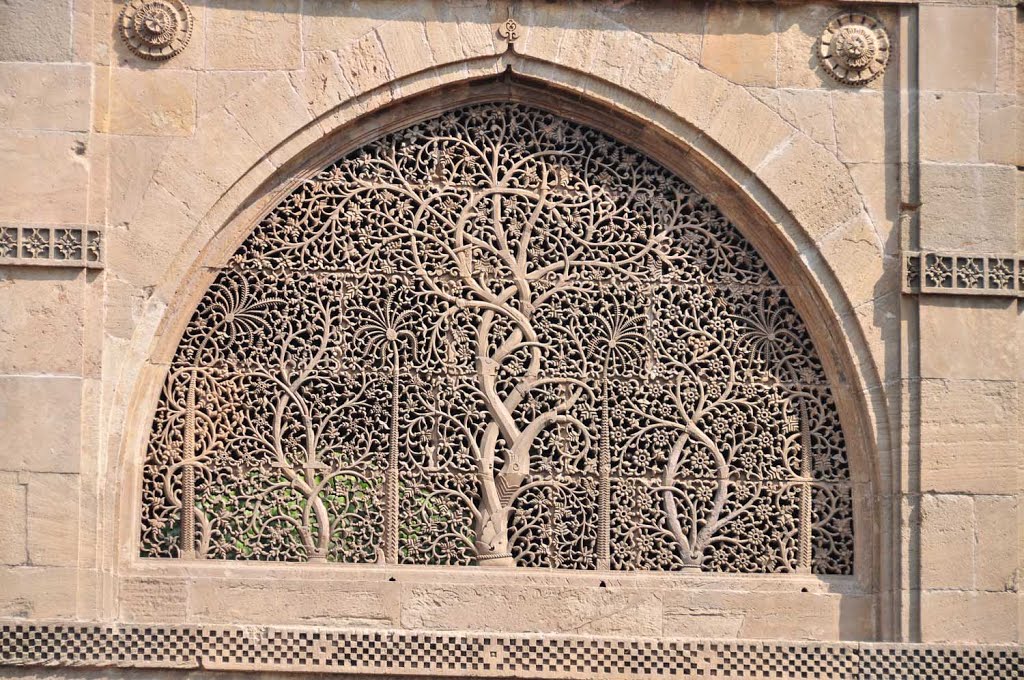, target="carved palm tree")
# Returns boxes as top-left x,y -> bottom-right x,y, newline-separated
349,287 -> 418,563
581,302 -> 647,569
